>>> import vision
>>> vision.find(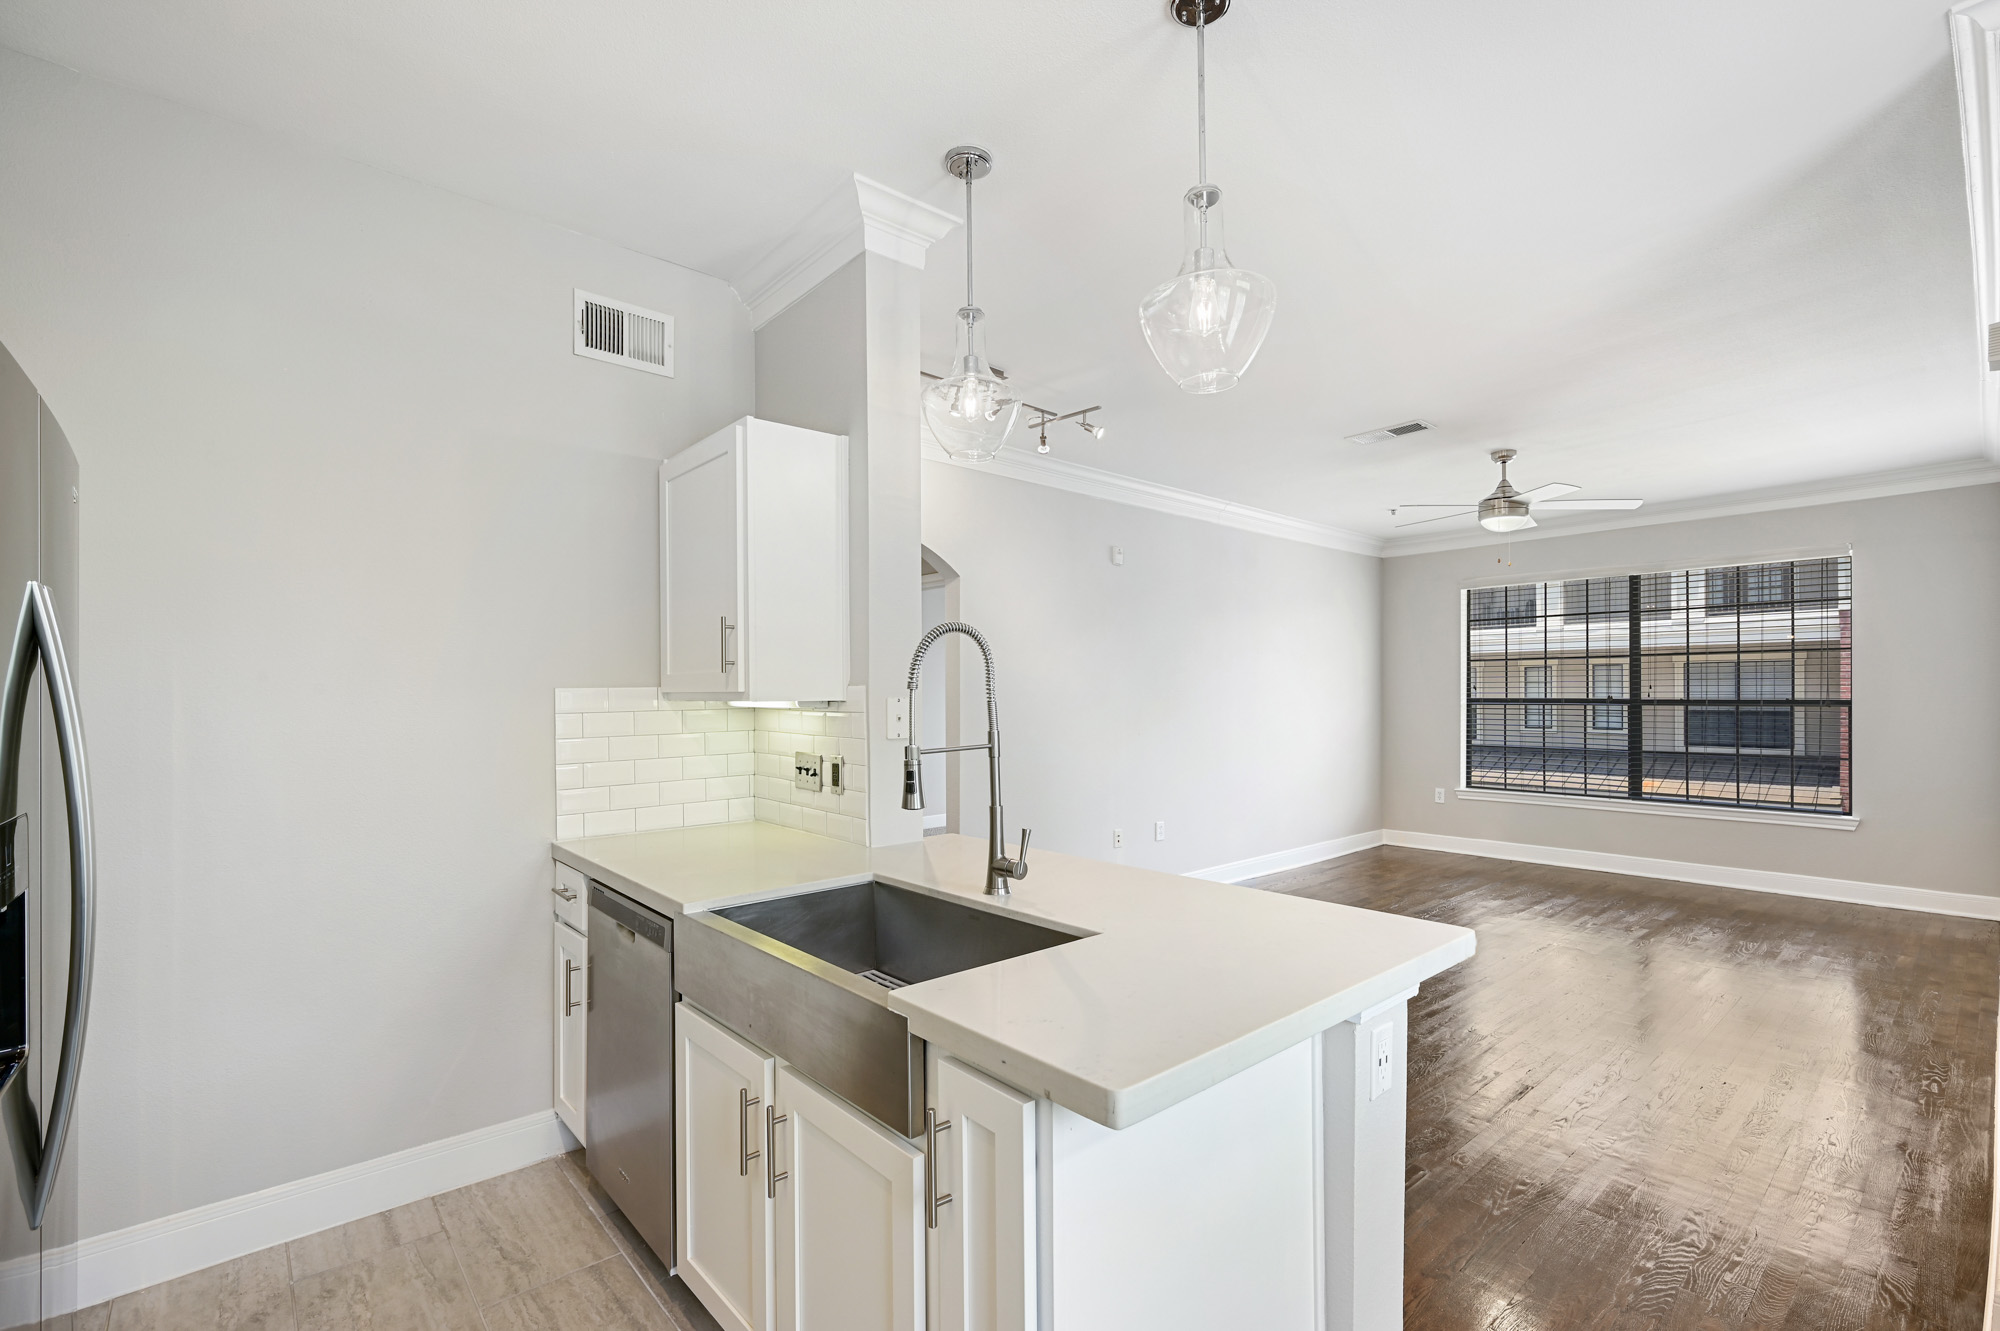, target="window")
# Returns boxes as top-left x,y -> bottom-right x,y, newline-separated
1522,665 -> 1551,729
1590,662 -> 1625,731
1463,556 -> 1851,813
